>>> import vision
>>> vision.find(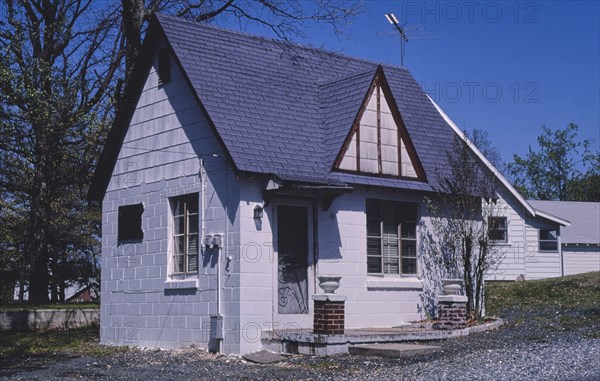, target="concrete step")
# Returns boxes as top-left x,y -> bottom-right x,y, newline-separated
349,343 -> 442,358
242,350 -> 288,364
